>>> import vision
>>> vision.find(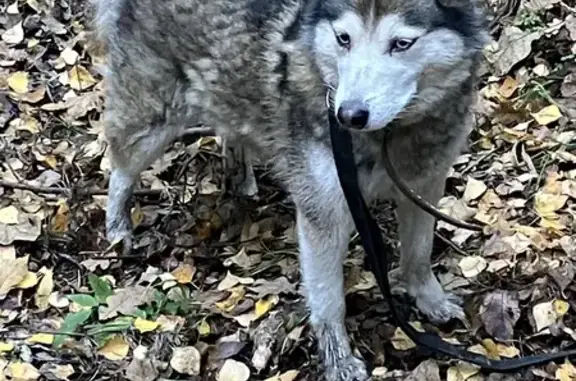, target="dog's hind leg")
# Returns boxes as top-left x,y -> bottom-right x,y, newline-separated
395,174 -> 465,324
290,144 -> 368,381
104,120 -> 181,253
